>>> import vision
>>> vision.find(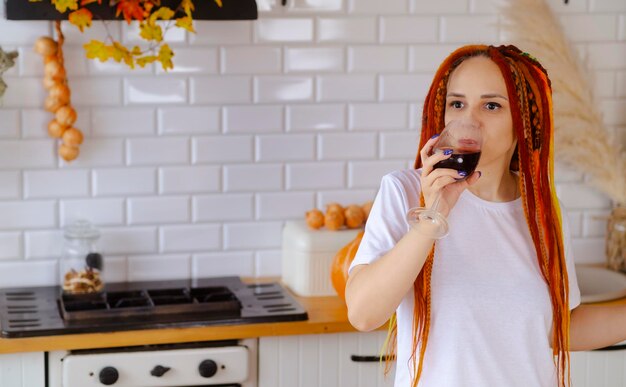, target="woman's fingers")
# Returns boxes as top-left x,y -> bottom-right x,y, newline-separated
420,135 -> 444,175
422,168 -> 466,189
